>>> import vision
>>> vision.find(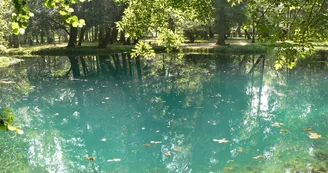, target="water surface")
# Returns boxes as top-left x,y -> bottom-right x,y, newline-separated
0,53 -> 328,173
